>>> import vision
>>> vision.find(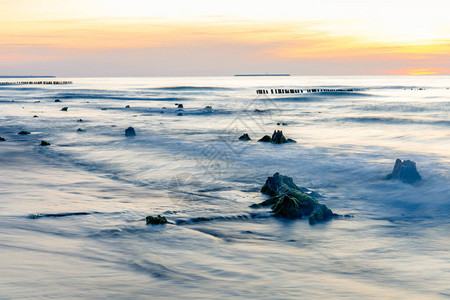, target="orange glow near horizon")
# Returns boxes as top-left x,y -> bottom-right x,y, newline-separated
0,0 -> 449,76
